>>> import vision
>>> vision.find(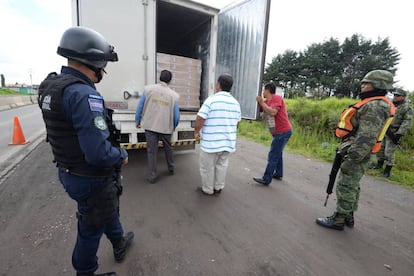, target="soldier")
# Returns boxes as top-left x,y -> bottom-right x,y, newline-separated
374,88 -> 413,177
38,27 -> 133,276
316,70 -> 395,230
